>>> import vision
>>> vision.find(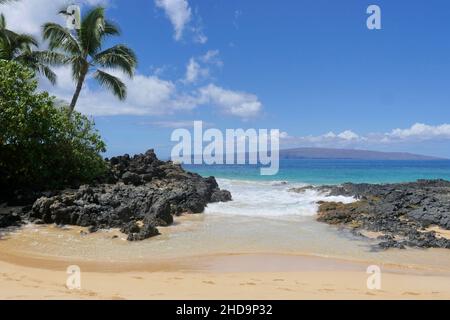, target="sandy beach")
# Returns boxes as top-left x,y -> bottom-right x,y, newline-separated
2,251 -> 450,300
1,223 -> 450,300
